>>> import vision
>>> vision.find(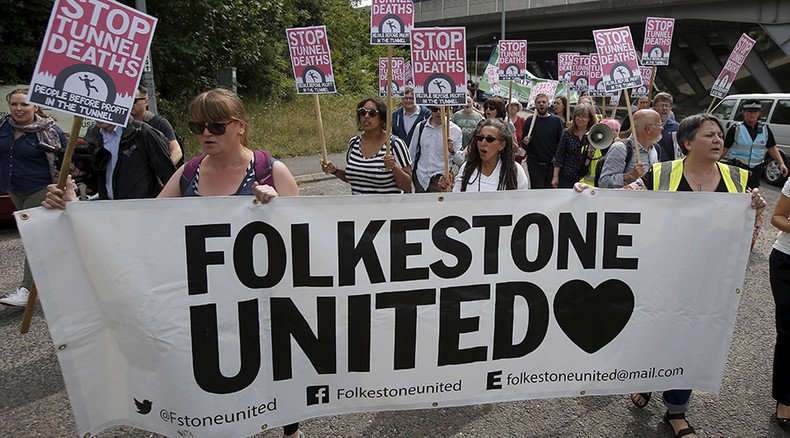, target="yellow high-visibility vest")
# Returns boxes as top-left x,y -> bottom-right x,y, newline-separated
650,159 -> 749,193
